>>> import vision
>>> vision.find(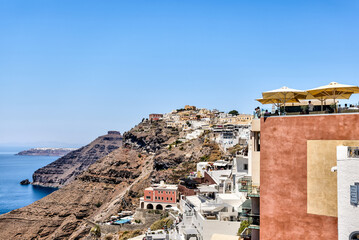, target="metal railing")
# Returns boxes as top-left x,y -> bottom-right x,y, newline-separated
238,177 -> 260,197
